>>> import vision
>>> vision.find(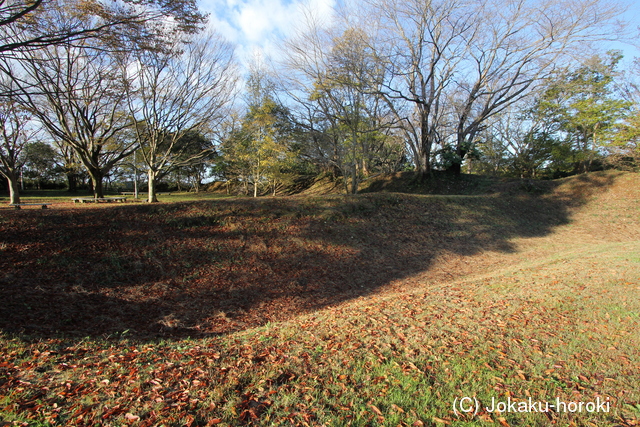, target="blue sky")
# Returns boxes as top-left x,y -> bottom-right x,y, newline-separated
604,1 -> 640,67
198,0 -> 640,71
